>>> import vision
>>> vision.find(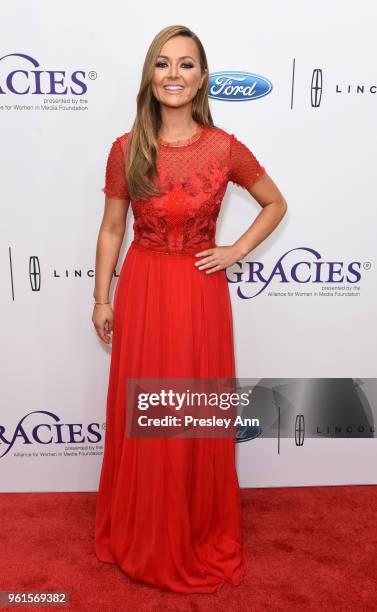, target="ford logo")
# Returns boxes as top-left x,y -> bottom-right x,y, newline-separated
208,71 -> 272,101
